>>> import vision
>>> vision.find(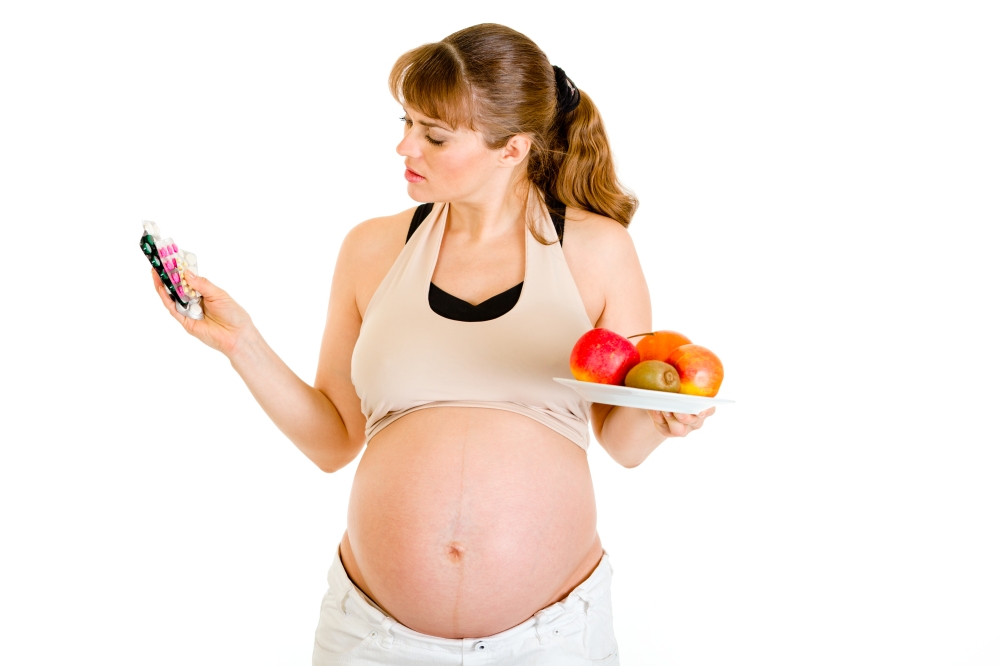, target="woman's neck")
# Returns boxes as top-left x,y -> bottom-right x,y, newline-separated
447,181 -> 530,242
